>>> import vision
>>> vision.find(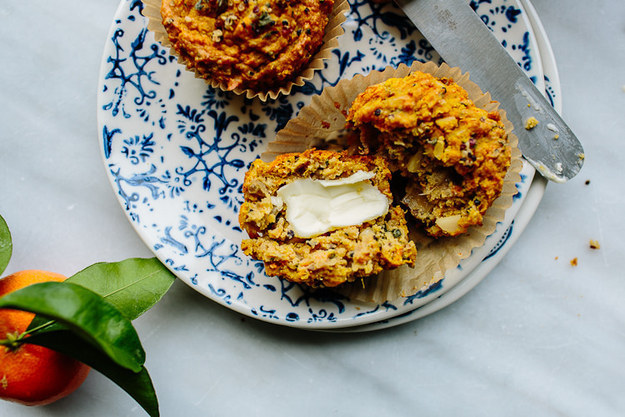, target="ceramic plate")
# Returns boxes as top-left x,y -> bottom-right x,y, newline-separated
98,0 -> 543,329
